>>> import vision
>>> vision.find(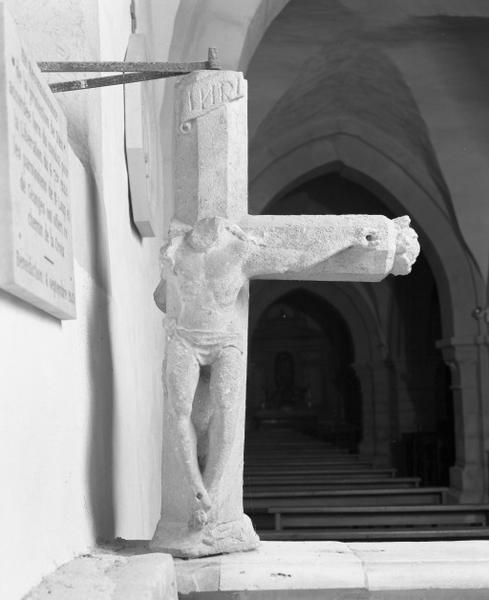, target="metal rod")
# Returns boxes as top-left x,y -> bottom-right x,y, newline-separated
39,60 -> 207,73
207,47 -> 220,70
49,71 -> 177,93
39,48 -> 220,74
41,48 -> 220,93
